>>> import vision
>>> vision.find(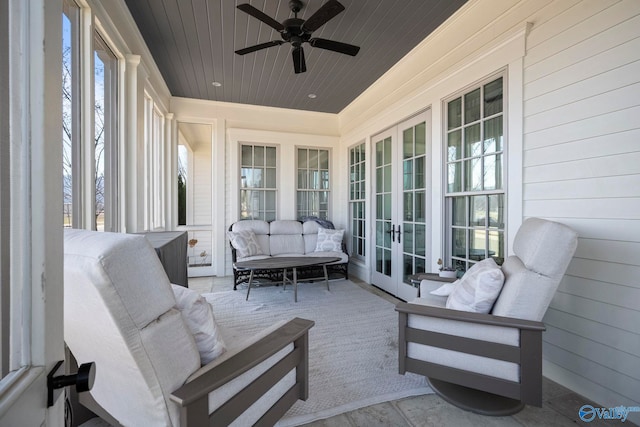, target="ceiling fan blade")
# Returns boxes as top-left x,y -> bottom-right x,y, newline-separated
237,4 -> 285,32
292,47 -> 307,74
309,38 -> 360,56
302,0 -> 345,33
235,40 -> 284,55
